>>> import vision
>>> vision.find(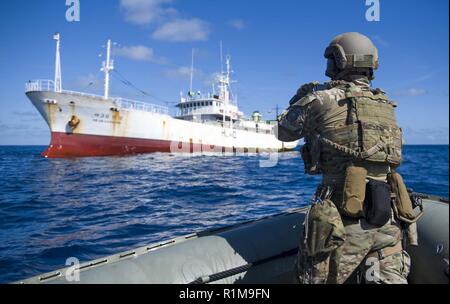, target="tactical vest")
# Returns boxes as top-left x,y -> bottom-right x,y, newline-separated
301,82 -> 403,175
